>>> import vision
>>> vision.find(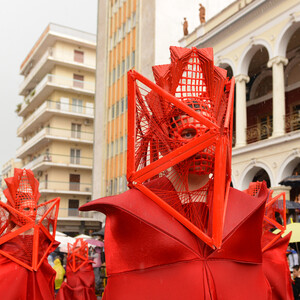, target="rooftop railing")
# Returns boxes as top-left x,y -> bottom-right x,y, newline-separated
22,153 -> 93,170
